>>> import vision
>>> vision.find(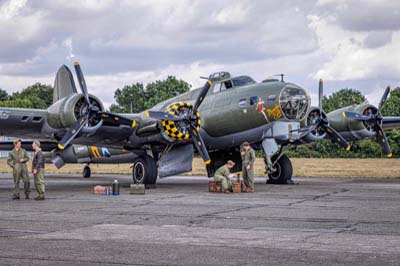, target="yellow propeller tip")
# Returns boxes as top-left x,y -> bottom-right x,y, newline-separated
387,153 -> 393,158
346,145 -> 351,151
204,159 -> 211,165
73,61 -> 79,66
207,80 -> 212,85
58,144 -> 65,150
342,112 -> 346,118
131,120 -> 137,128
319,78 -> 323,83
